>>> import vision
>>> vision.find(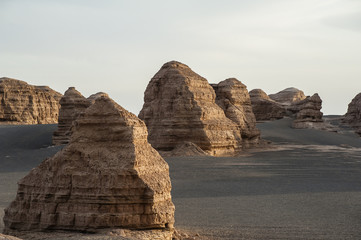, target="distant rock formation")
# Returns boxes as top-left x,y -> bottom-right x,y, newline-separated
343,93 -> 361,136
0,77 -> 62,124
249,89 -> 286,121
87,92 -> 109,104
52,87 -> 91,145
139,61 -> 242,156
291,93 -> 324,129
269,87 -> 306,105
4,96 -> 175,232
212,78 -> 260,146
250,87 -> 324,129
